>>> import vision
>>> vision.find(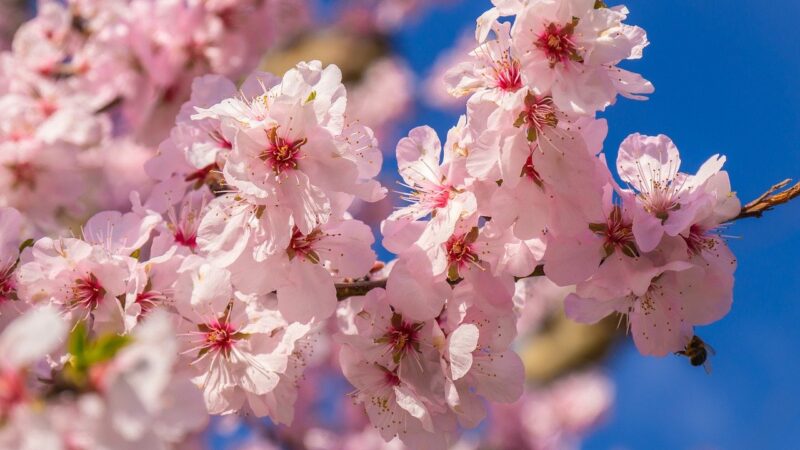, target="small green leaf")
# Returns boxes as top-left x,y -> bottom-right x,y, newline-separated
85,334 -> 131,365
306,90 -> 317,102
